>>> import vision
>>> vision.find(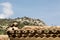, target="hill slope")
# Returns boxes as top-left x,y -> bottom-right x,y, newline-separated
0,16 -> 46,28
